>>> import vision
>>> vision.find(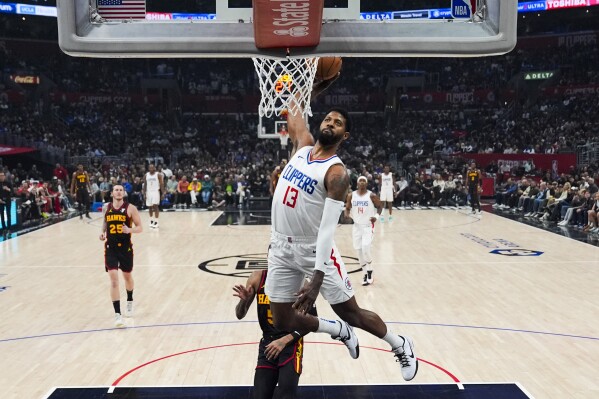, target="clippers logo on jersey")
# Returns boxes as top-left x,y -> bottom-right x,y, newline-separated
281,164 -> 318,195
353,200 -> 370,214
350,190 -> 375,226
